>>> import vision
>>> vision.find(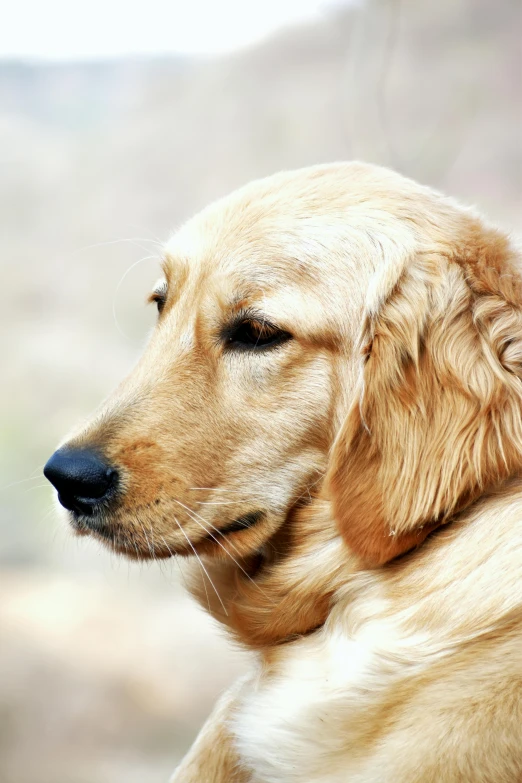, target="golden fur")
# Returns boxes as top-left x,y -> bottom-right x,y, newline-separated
55,163 -> 522,781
